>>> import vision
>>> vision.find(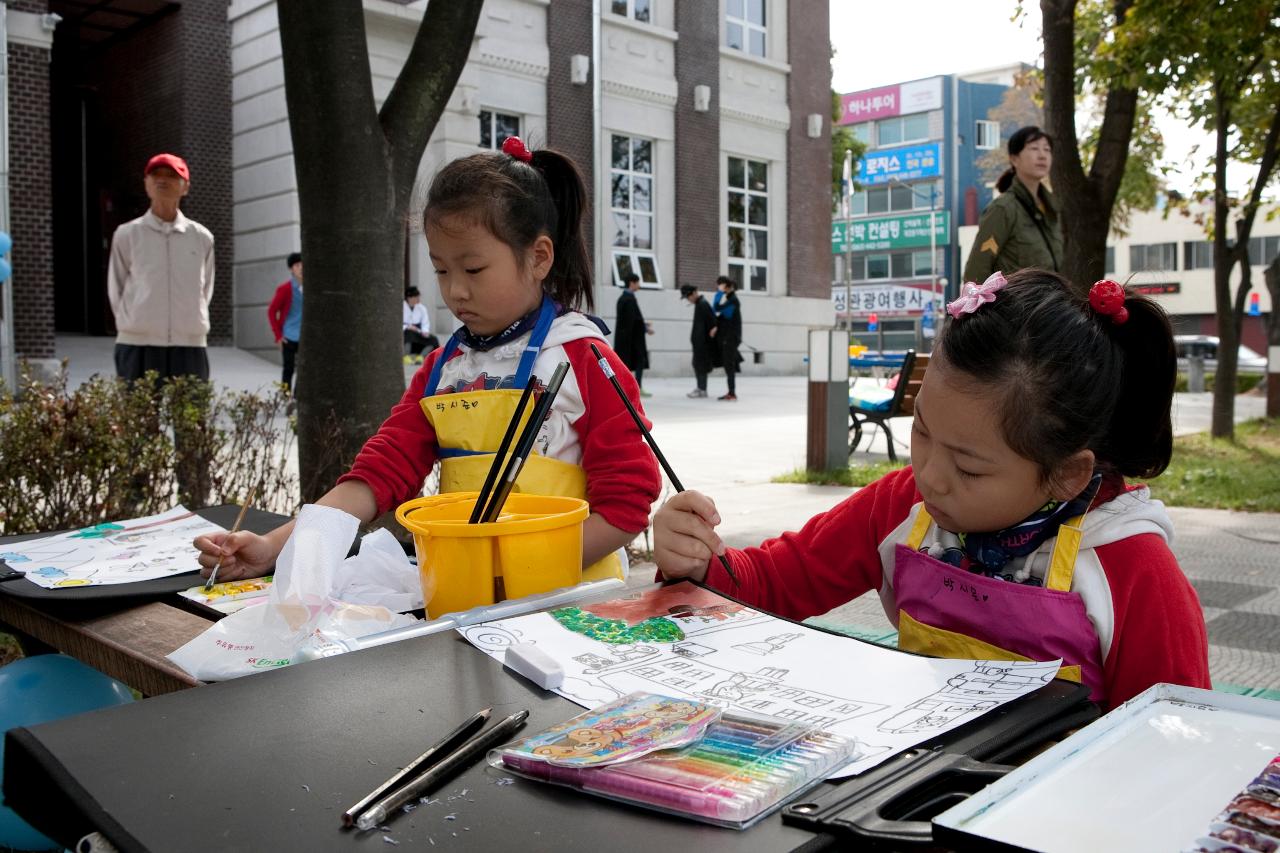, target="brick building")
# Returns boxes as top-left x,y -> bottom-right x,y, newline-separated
5,0 -> 233,371
9,1 -> 832,375
229,0 -> 834,375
